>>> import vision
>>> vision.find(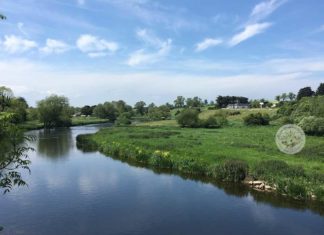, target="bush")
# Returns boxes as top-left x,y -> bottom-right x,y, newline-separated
115,113 -> 132,126
200,116 -> 221,128
176,109 -> 200,128
149,150 -> 172,168
211,160 -> 248,182
298,116 -> 324,136
243,113 -> 270,126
